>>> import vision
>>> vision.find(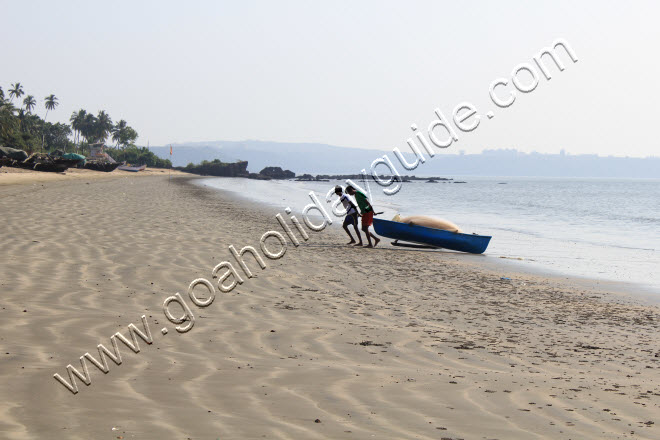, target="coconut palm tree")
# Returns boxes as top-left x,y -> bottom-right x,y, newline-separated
23,95 -> 37,113
17,109 -> 26,132
19,110 -> 38,137
41,94 -> 59,151
8,83 -> 24,103
94,110 -> 113,143
112,119 -> 128,148
0,102 -> 17,141
0,86 -> 5,103
81,113 -> 97,143
44,94 -> 59,119
69,109 -> 88,152
69,111 -> 78,147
